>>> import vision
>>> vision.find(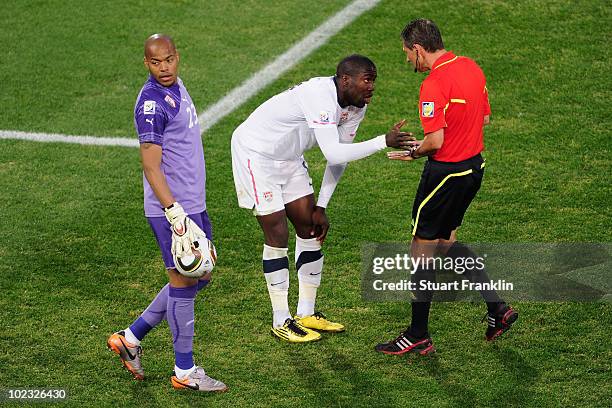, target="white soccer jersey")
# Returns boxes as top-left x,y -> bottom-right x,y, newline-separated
233,76 -> 366,160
